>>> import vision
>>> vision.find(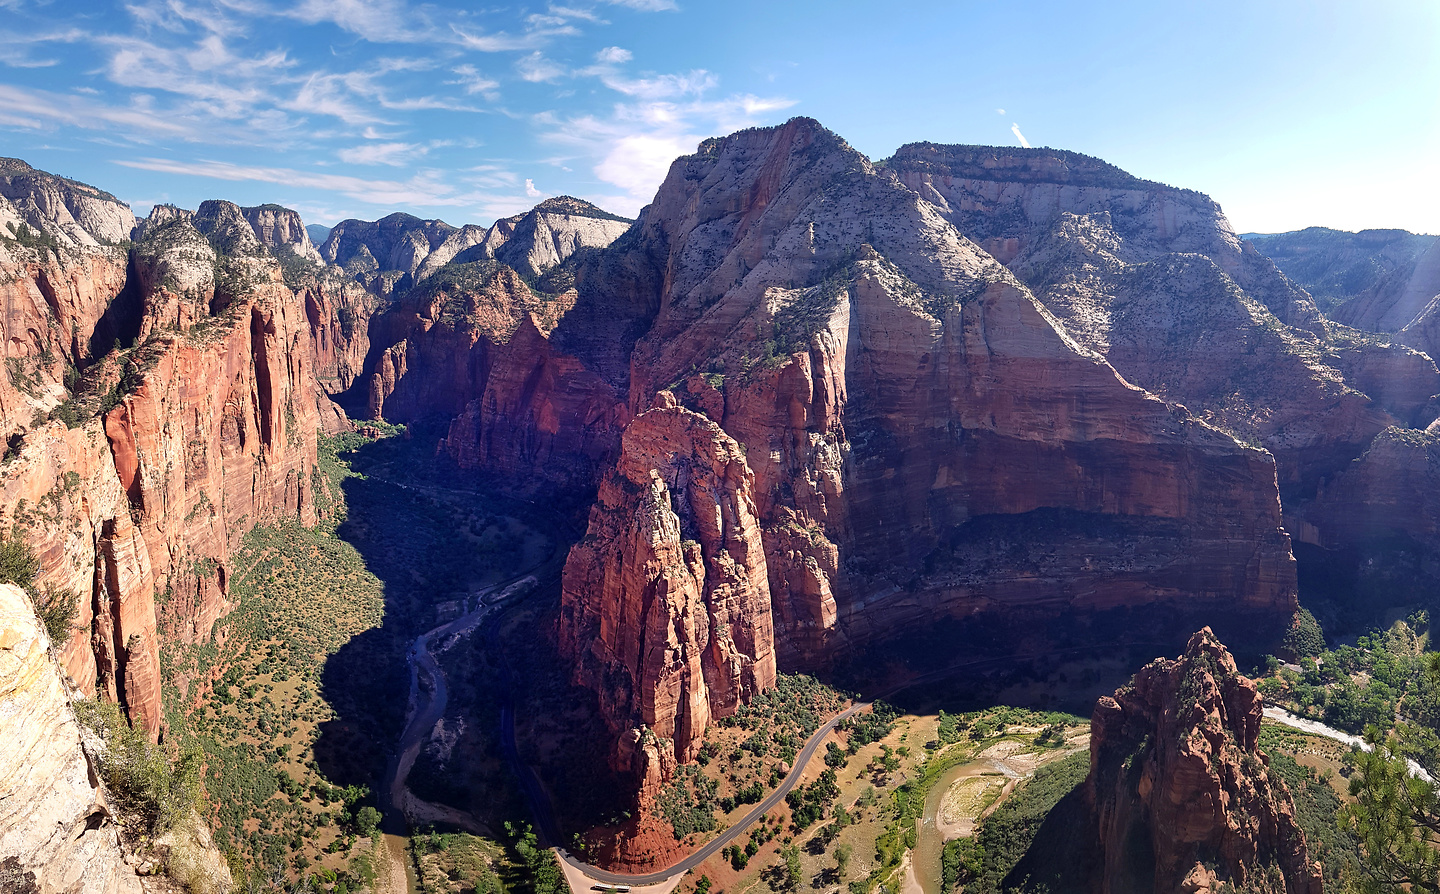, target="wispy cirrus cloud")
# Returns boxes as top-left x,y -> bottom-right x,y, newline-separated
114,155 -> 535,218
